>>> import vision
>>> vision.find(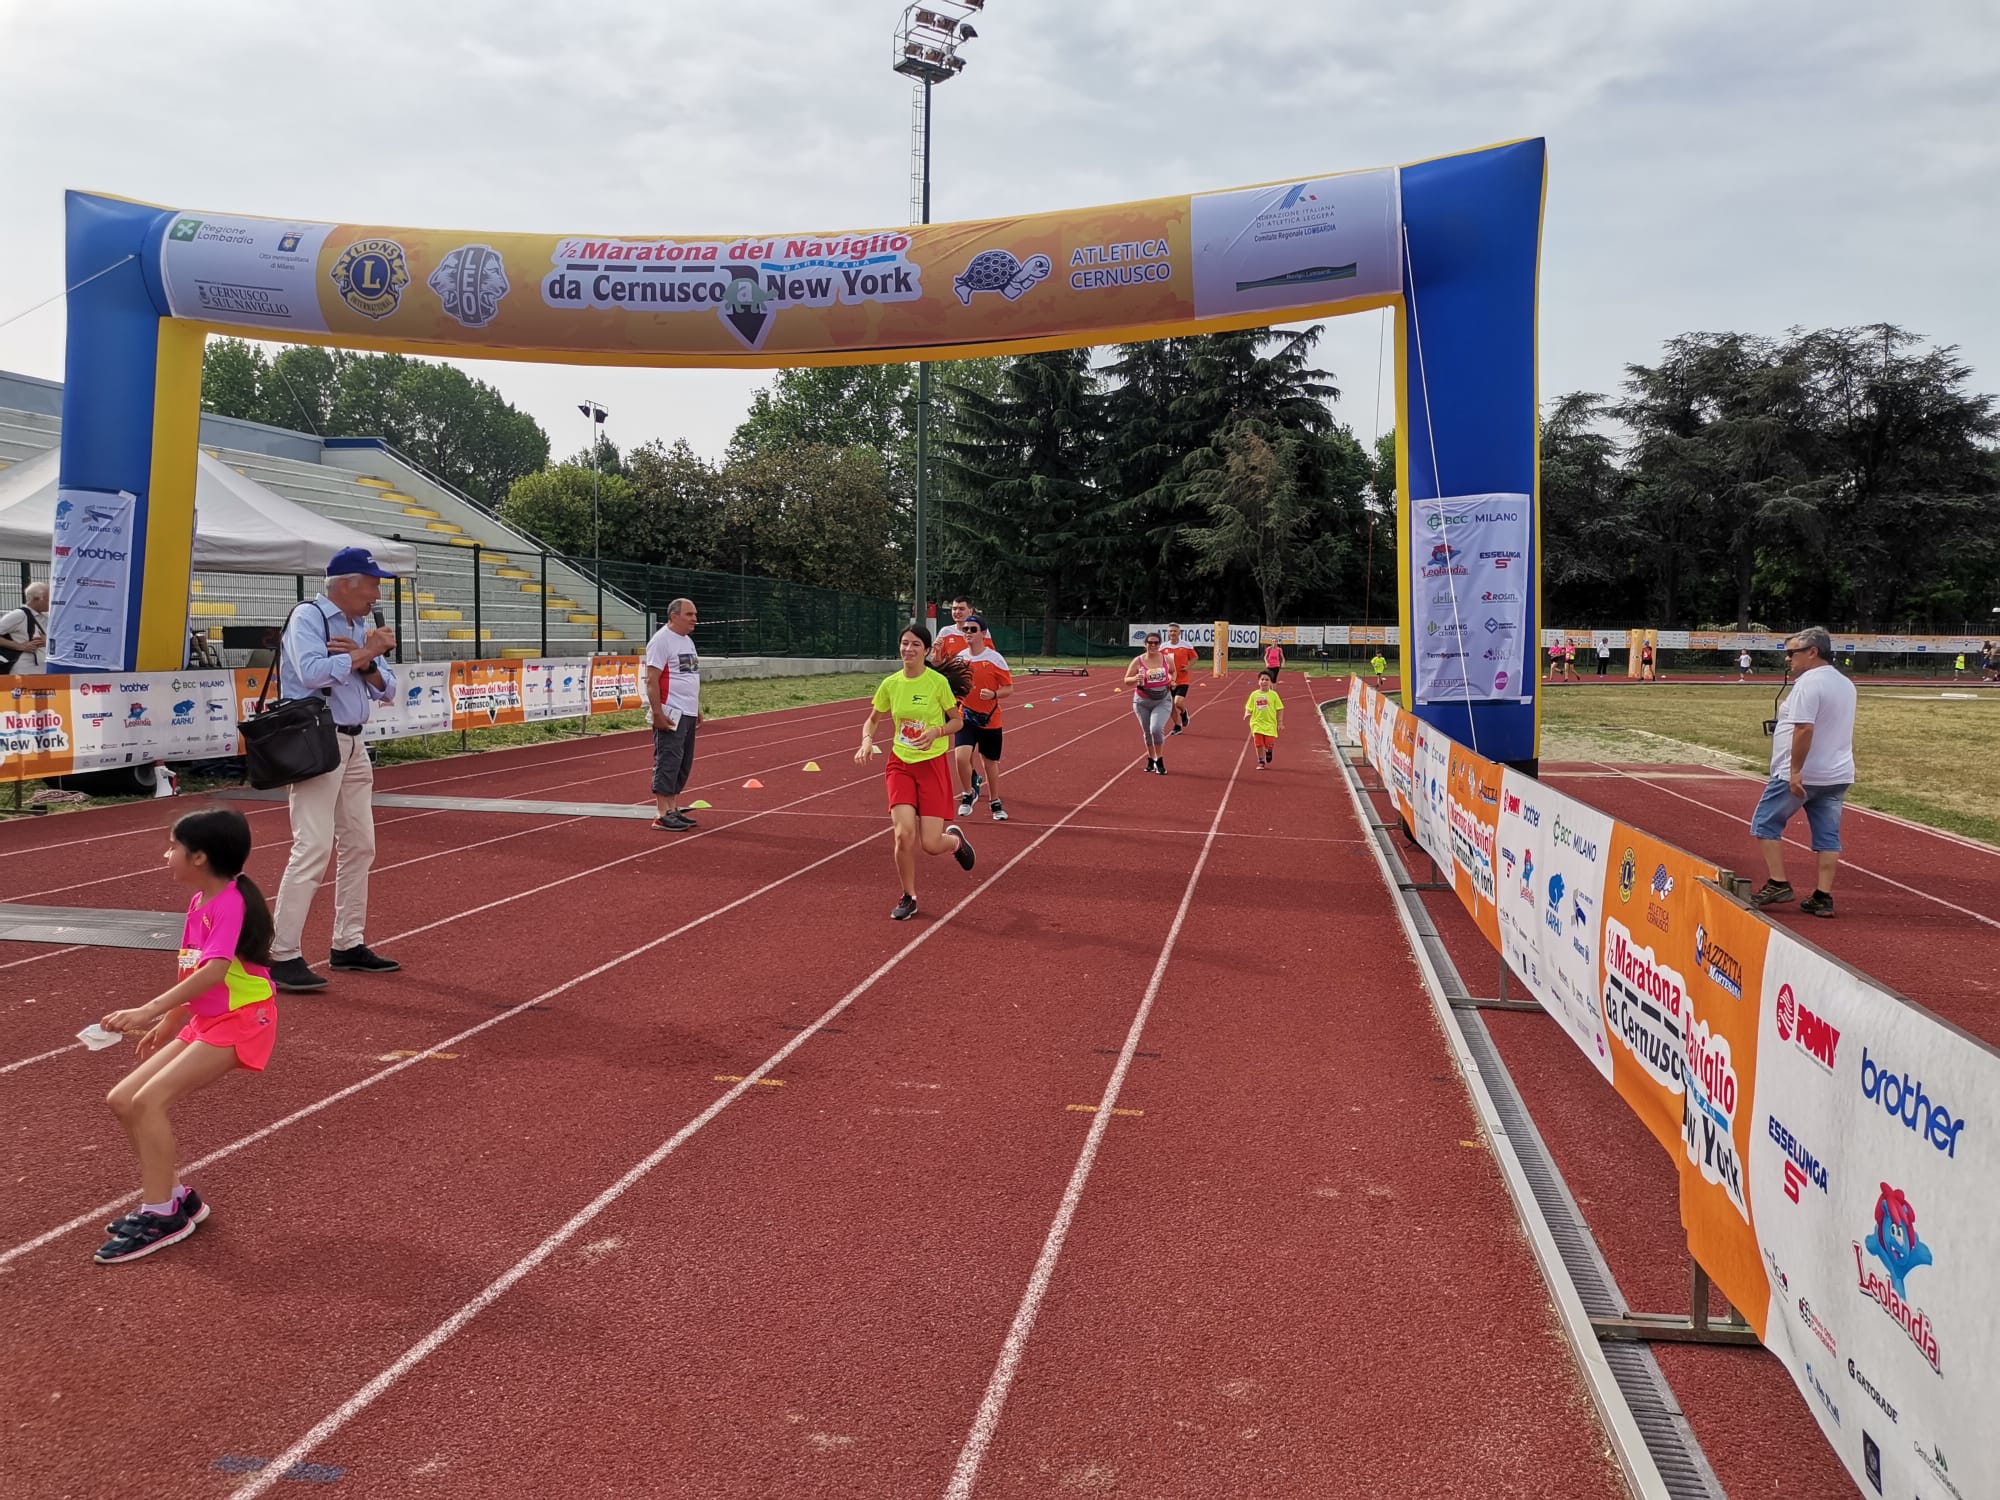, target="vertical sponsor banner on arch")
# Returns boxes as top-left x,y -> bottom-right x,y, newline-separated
1599,826 -> 1718,1156
1408,493 -> 1532,704
1747,929 -> 2000,1500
